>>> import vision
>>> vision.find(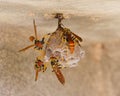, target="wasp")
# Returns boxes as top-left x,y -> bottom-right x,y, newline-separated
62,28 -> 83,54
50,57 -> 65,84
19,19 -> 45,52
55,13 -> 83,54
19,18 -> 65,85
